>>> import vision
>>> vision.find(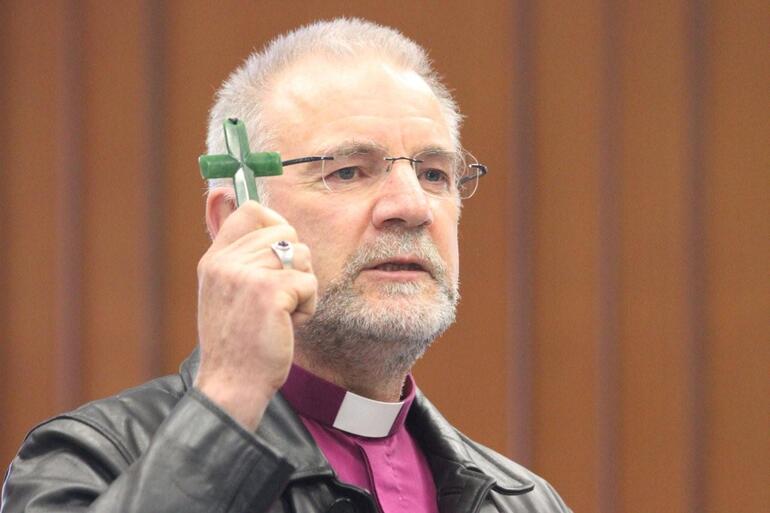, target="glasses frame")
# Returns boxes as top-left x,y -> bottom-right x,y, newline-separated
281,150 -> 488,200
